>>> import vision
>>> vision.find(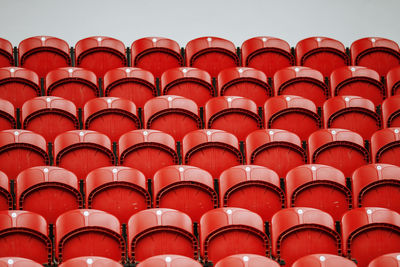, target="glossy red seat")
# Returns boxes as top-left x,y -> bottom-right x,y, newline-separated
0,38 -> 13,67
84,97 -> 140,142
54,130 -> 114,180
292,254 -> 356,267
0,171 -> 11,210
186,37 -> 239,77
215,254 -> 280,267
342,207 -> 400,267
16,166 -> 82,224
308,129 -> 369,177
241,36 -> 294,77
0,130 -> 48,180
153,165 -> 217,223
351,37 -> 400,76
75,36 -> 127,78
59,256 -> 123,267
86,166 -> 150,223
182,129 -> 242,178
0,210 -> 51,264
104,67 -> 156,108
218,67 -> 272,106
286,164 -> 351,221
0,67 -> 40,108
119,130 -> 178,179
324,96 -> 381,140
382,96 -> 400,127
137,255 -> 202,267
131,37 -> 183,78
56,209 -> 125,263
0,257 -> 43,267
371,128 -> 400,166
128,208 -> 198,262
144,95 -> 201,141
271,208 -> 341,266
22,96 -> 78,142
46,67 -> 99,108
18,36 -> 70,78
0,99 -> 15,130
368,253 -> 400,267
386,66 -> 400,96
330,66 -> 385,106
296,37 -> 349,77
219,165 -> 284,221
